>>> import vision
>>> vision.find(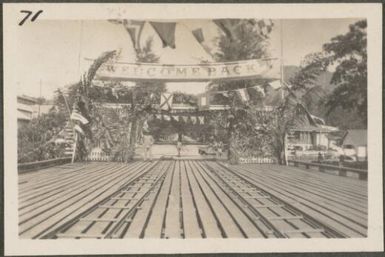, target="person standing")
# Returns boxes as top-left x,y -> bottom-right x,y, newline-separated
176,139 -> 183,157
142,132 -> 154,161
